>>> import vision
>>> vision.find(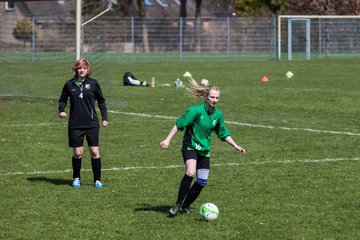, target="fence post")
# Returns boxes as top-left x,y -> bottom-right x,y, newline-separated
273,17 -> 277,60
227,17 -> 230,59
131,17 -> 134,61
319,18 -> 322,59
179,17 -> 183,61
32,16 -> 35,62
